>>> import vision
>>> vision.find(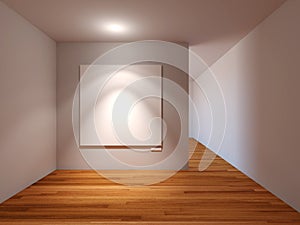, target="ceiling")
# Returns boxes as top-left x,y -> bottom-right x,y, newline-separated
2,0 -> 285,65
